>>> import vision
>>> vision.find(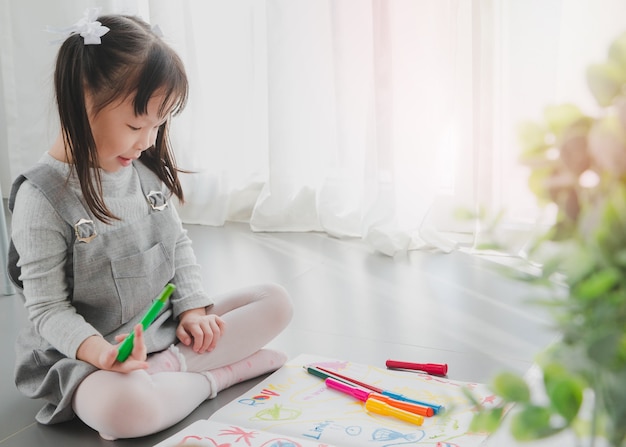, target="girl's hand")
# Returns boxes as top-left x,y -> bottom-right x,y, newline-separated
77,324 -> 149,373
107,324 -> 149,372
177,308 -> 225,353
